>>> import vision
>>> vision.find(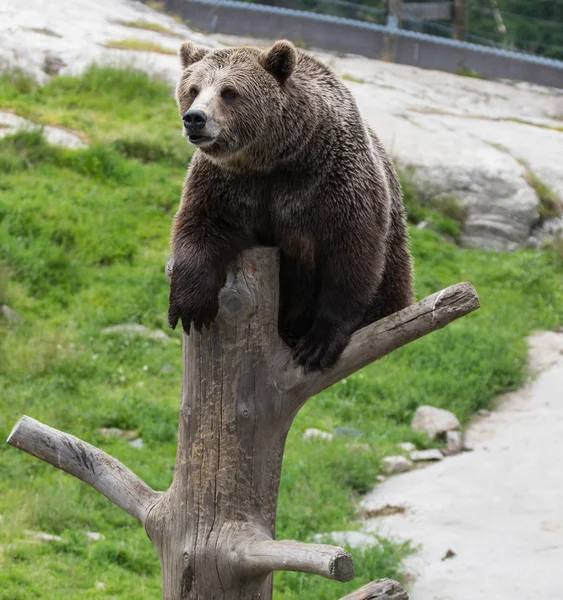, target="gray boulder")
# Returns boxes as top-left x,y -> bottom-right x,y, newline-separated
412,406 -> 460,440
